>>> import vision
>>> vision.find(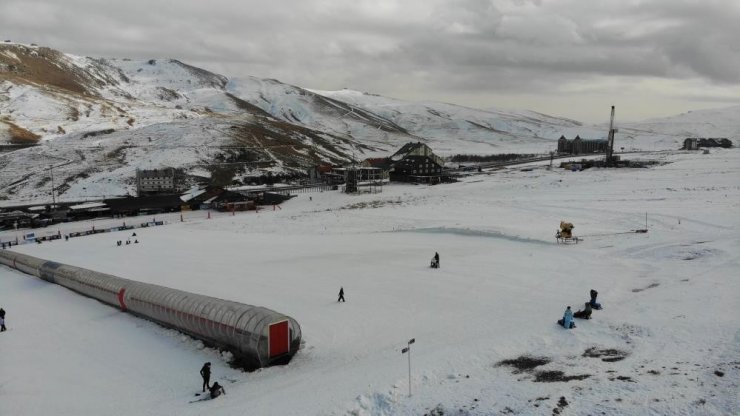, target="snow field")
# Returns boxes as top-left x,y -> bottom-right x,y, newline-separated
1,150 -> 739,415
